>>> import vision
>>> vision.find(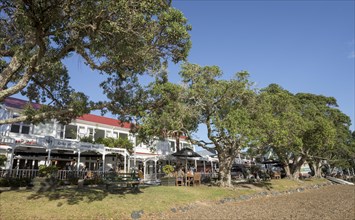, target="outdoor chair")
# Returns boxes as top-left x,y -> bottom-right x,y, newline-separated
193,172 -> 201,186
186,172 -> 194,186
272,171 -> 281,179
175,172 -> 183,186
